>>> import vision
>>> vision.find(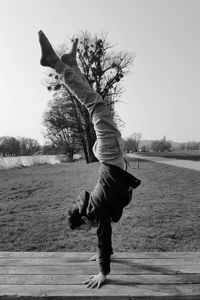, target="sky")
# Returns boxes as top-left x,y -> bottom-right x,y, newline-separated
0,0 -> 200,144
